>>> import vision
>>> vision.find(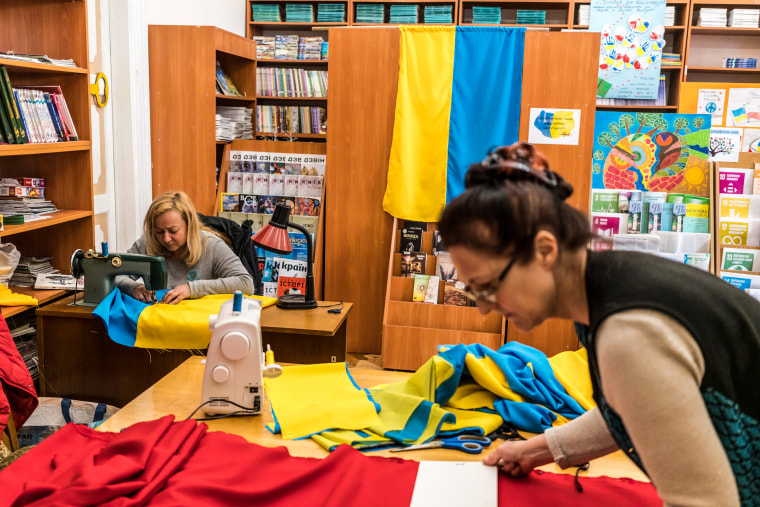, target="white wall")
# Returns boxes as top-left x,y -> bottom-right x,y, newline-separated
145,0 -> 246,36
